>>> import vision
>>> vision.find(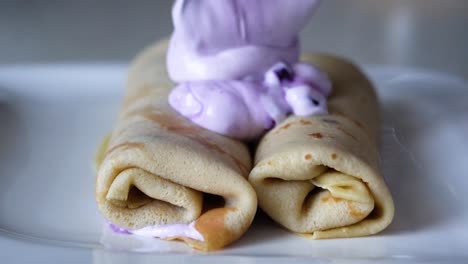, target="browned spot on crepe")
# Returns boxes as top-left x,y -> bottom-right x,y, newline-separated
106,142 -> 145,155
331,153 -> 338,160
193,208 -> 237,251
346,201 -> 367,218
309,133 -> 323,139
304,154 -> 312,160
274,123 -> 292,134
141,110 -> 249,175
321,195 -> 343,203
321,196 -> 367,218
267,161 -> 275,166
352,119 -> 364,129
336,127 -> 358,141
299,119 -> 313,125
